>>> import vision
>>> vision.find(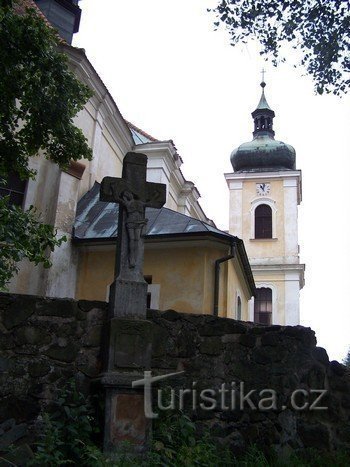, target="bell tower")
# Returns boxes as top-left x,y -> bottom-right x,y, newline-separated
225,79 -> 304,325
34,0 -> 82,44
